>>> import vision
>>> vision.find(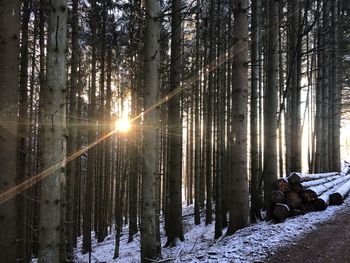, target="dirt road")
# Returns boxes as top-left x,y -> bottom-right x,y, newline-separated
266,205 -> 350,263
